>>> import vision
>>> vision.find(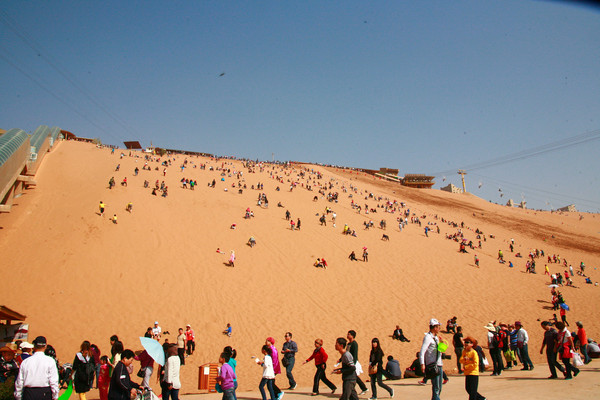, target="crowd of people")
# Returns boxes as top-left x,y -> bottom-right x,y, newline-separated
2,315 -> 596,400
